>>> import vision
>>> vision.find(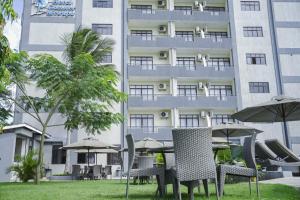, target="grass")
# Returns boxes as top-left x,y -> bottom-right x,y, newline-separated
0,180 -> 299,200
